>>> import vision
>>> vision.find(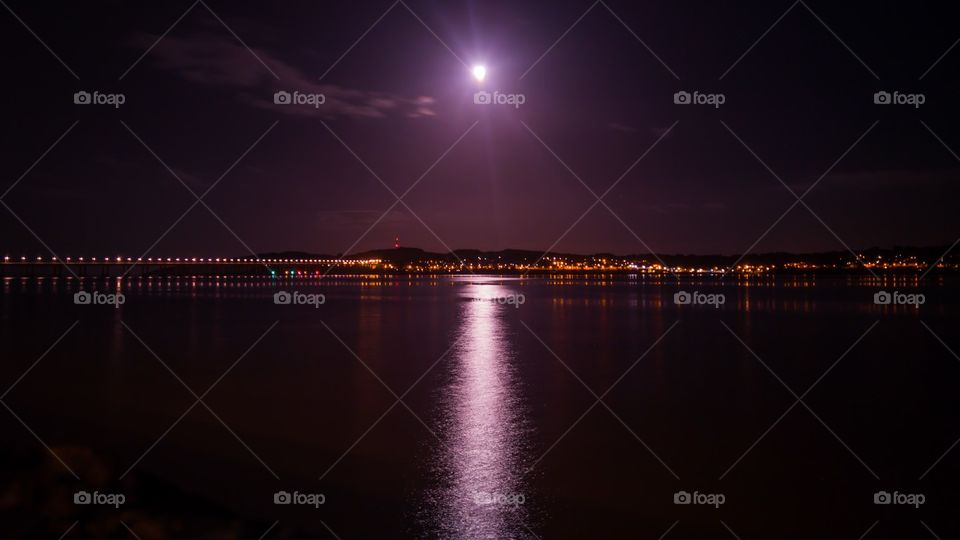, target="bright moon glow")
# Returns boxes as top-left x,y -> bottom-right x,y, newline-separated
472,65 -> 487,82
